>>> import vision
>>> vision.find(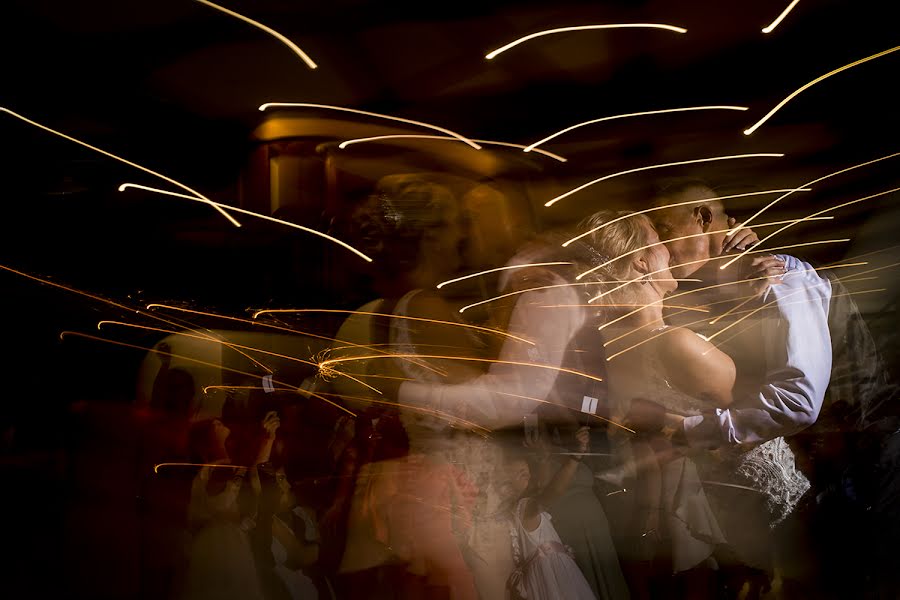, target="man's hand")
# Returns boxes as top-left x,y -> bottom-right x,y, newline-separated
722,217 -> 759,252
741,255 -> 787,297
